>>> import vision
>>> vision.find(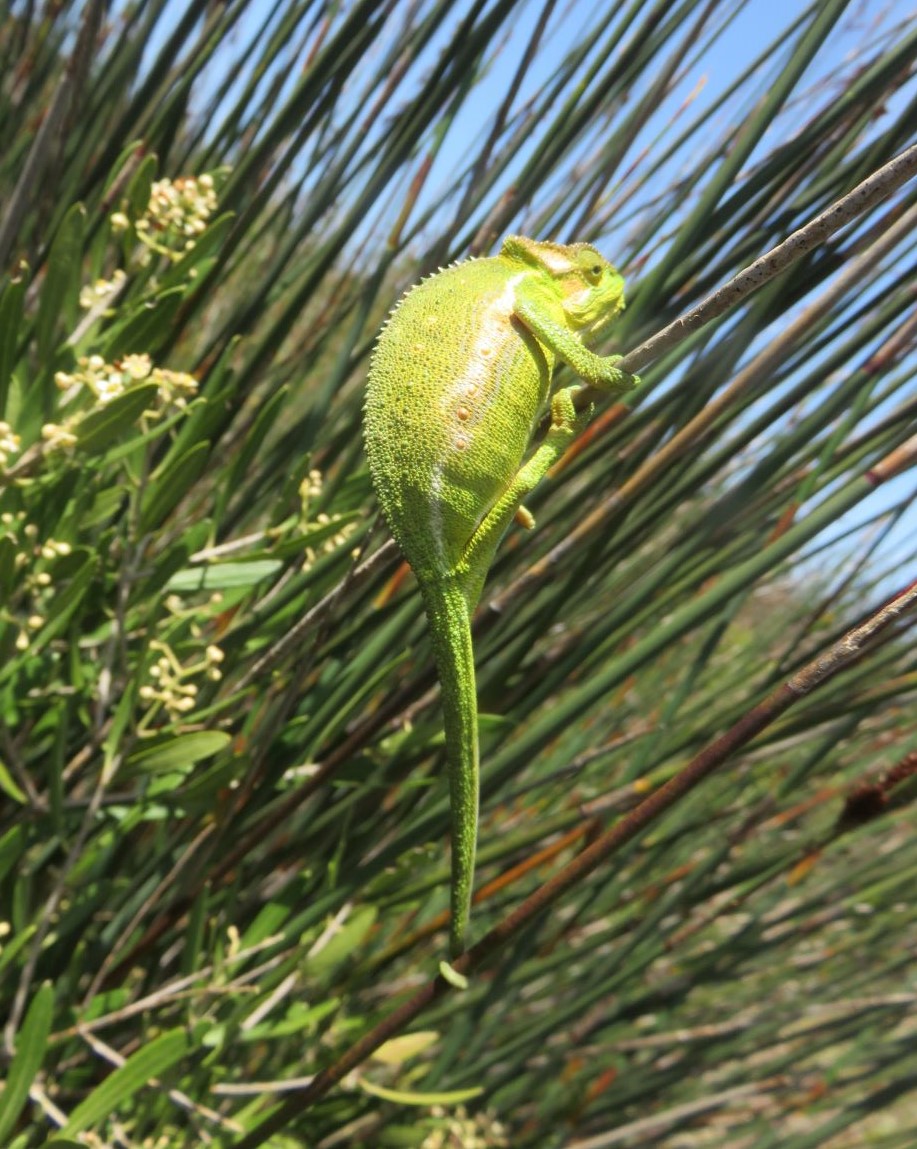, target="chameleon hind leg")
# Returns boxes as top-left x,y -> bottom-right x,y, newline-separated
459,386 -> 592,591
